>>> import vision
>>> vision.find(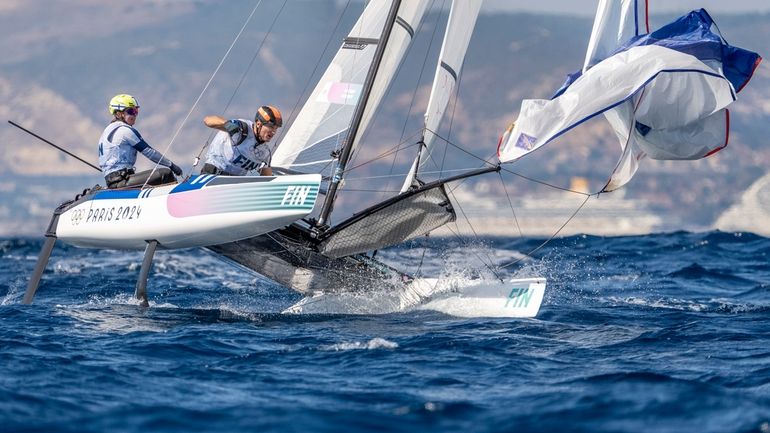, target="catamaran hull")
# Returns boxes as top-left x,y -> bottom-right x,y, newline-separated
55,174 -> 321,250
283,277 -> 547,318
207,224 -> 411,294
